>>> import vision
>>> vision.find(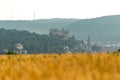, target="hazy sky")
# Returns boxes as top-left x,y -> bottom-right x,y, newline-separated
0,0 -> 120,20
